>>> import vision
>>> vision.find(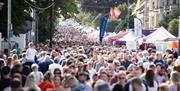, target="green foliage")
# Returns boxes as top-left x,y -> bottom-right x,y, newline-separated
75,11 -> 102,28
168,19 -> 179,37
0,0 -> 32,38
33,0 -> 79,43
159,8 -> 180,28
